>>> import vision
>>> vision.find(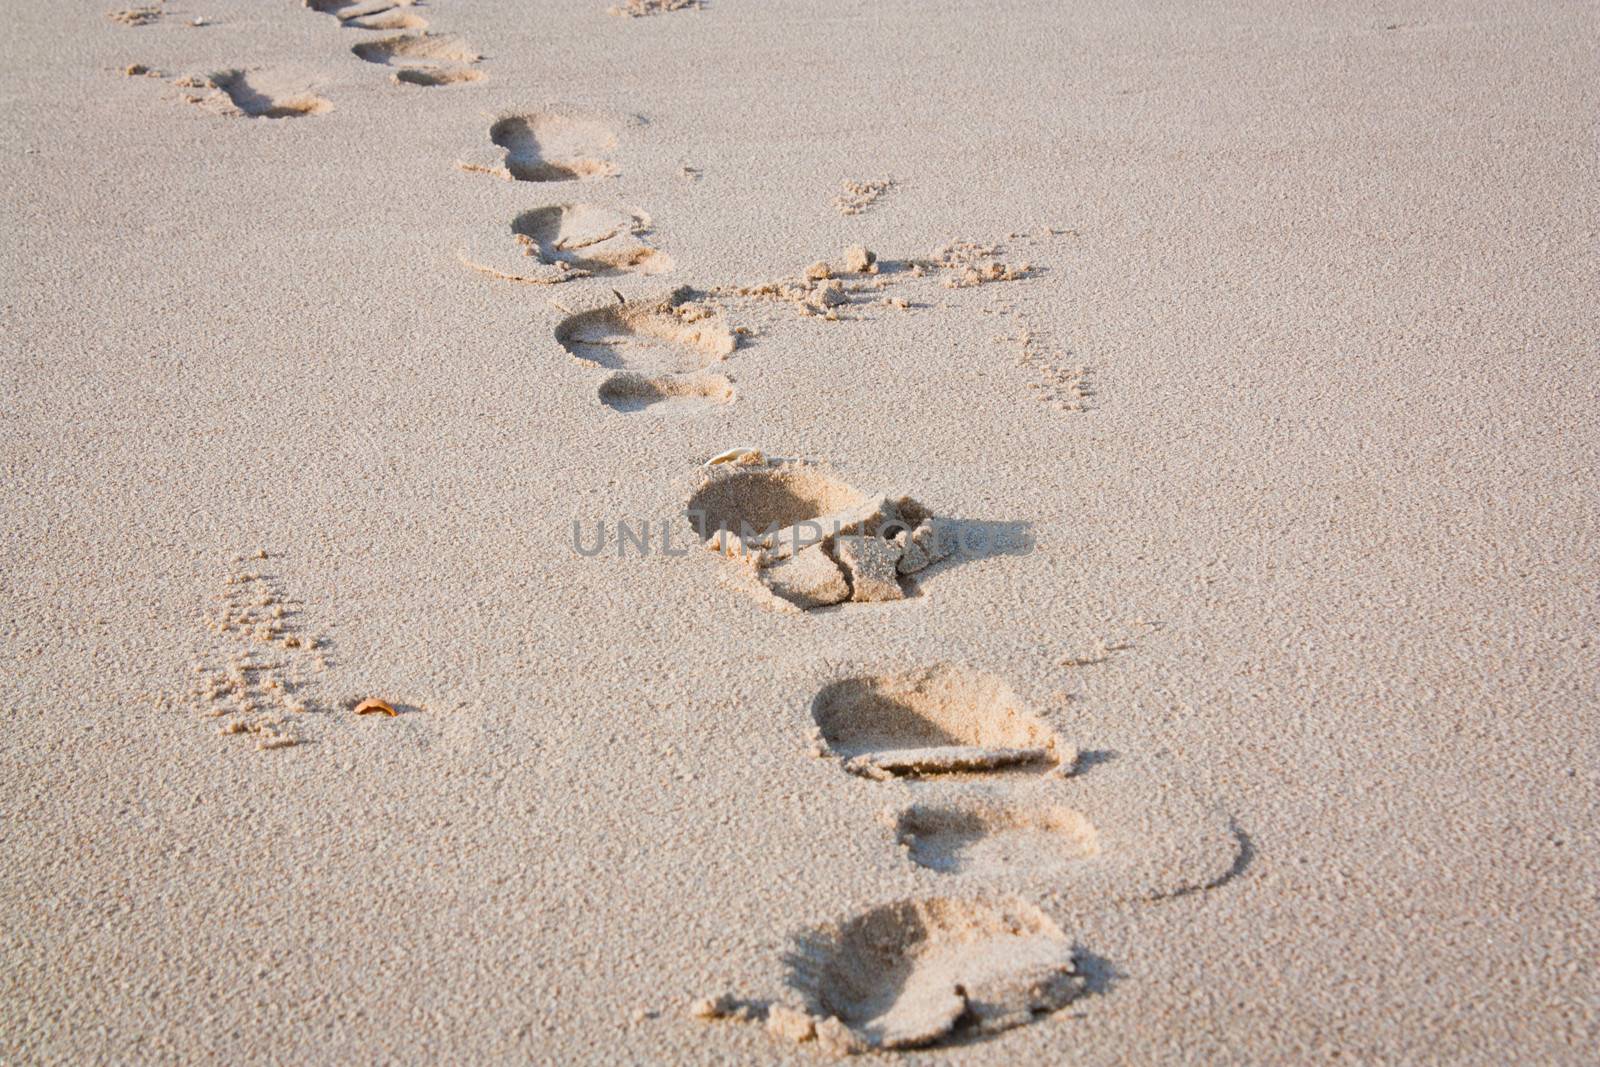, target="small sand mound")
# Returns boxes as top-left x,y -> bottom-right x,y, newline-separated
780,897 -> 1083,1052
459,113 -> 619,183
894,798 -> 1099,875
598,371 -> 732,413
555,289 -> 734,373
811,665 -> 1070,778
351,34 -> 479,67
834,177 -> 894,216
